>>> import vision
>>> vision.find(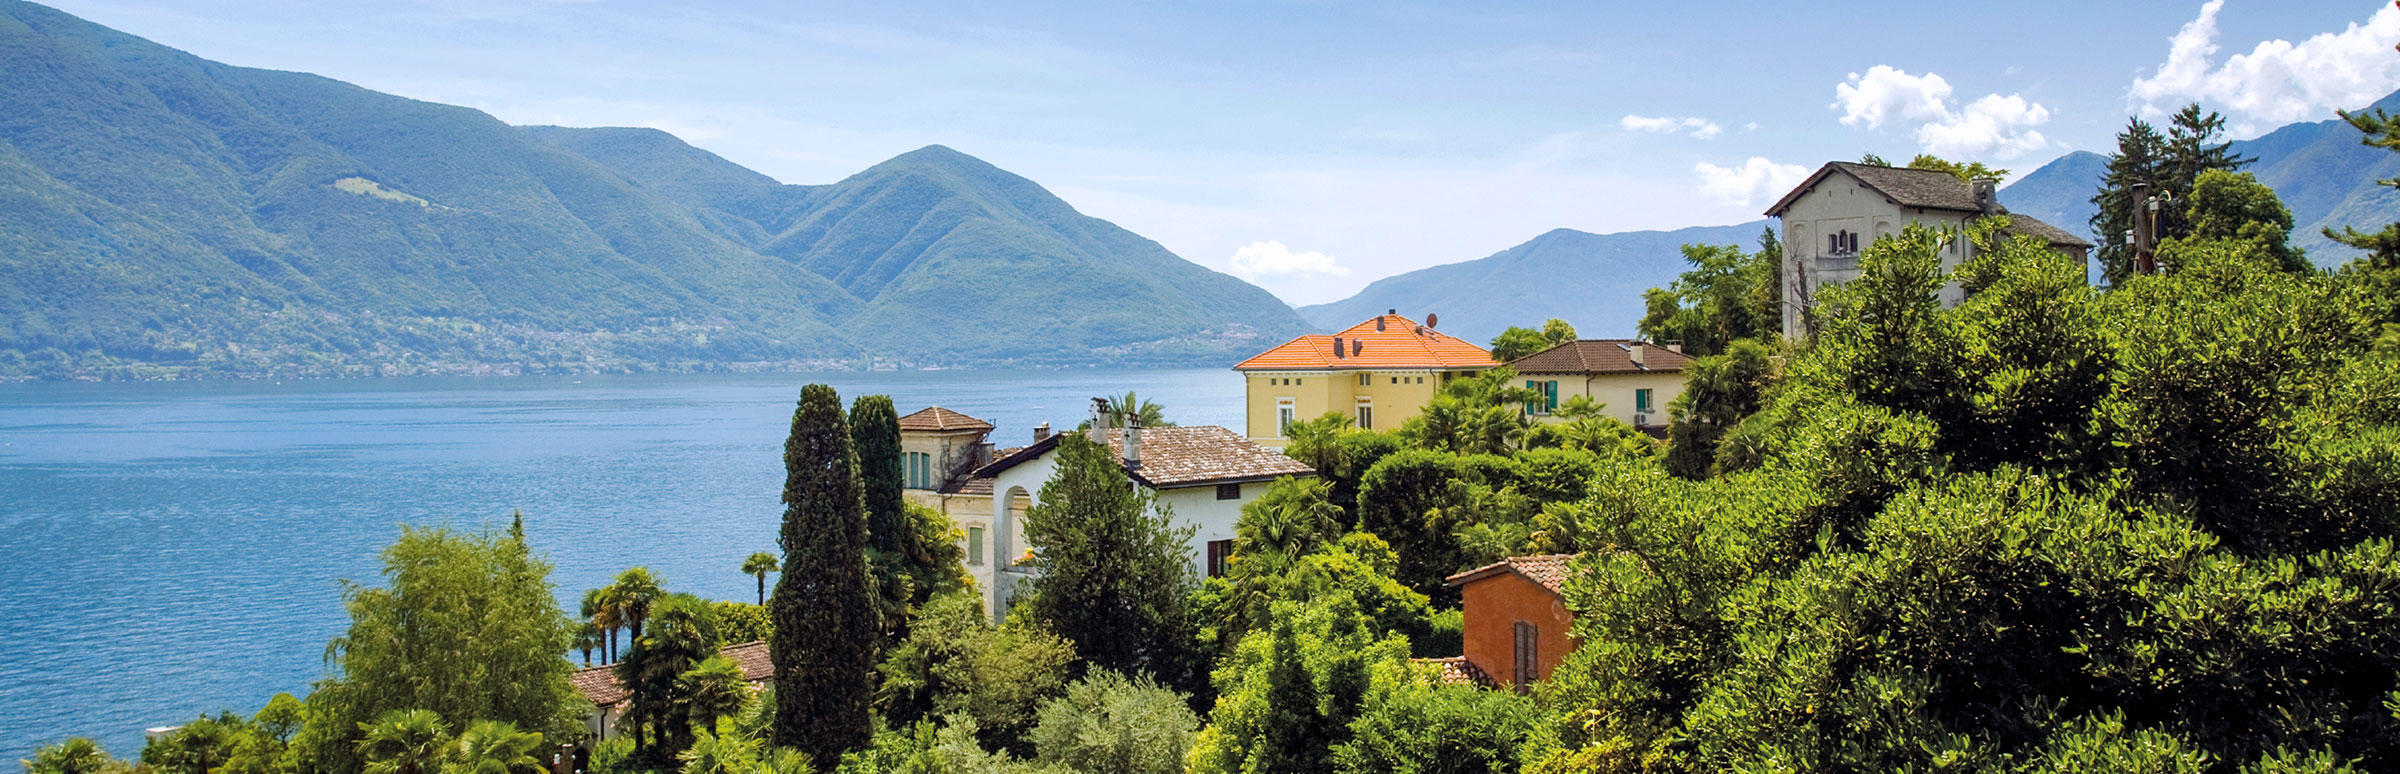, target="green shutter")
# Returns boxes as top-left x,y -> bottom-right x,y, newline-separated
1546,381 -> 1559,411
